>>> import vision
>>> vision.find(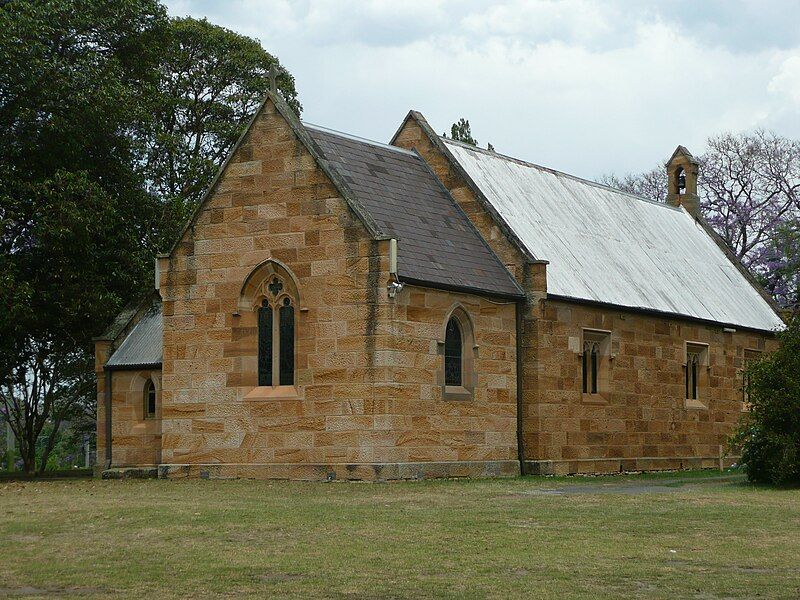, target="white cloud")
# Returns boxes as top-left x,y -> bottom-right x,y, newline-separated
461,0 -> 616,44
162,0 -> 800,179
769,55 -> 800,106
